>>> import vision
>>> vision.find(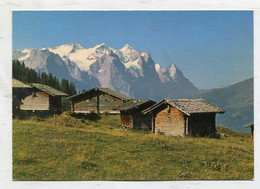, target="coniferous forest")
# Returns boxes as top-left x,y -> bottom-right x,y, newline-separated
12,59 -> 77,96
